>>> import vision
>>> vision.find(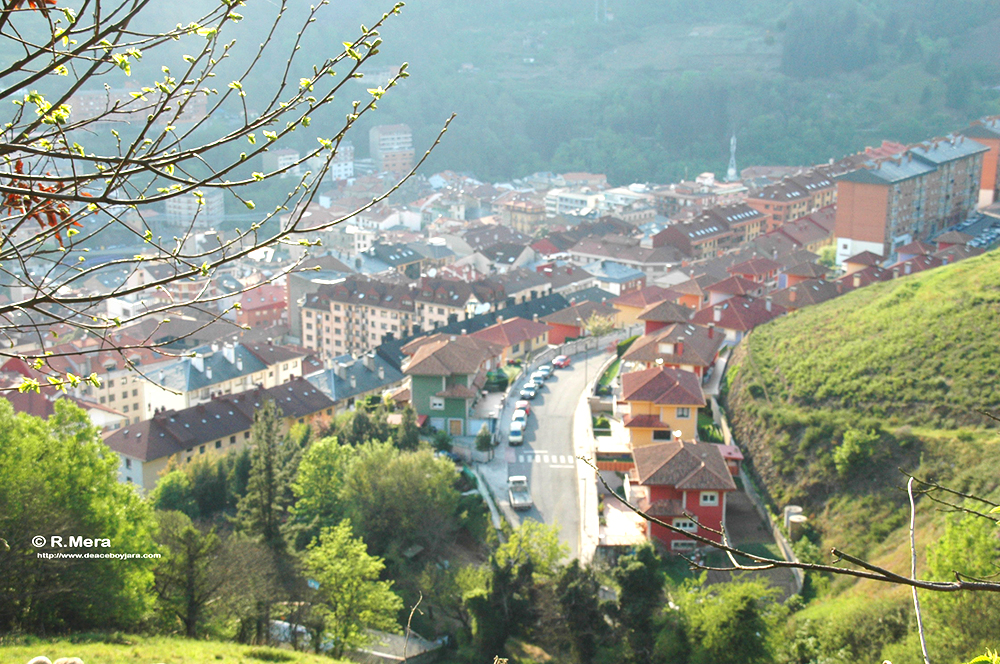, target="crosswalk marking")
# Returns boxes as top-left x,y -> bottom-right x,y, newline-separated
516,452 -> 576,468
